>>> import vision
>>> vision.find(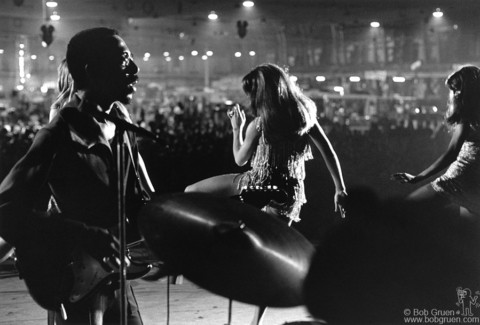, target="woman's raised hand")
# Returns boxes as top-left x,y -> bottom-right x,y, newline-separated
227,104 -> 246,131
391,172 -> 417,184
